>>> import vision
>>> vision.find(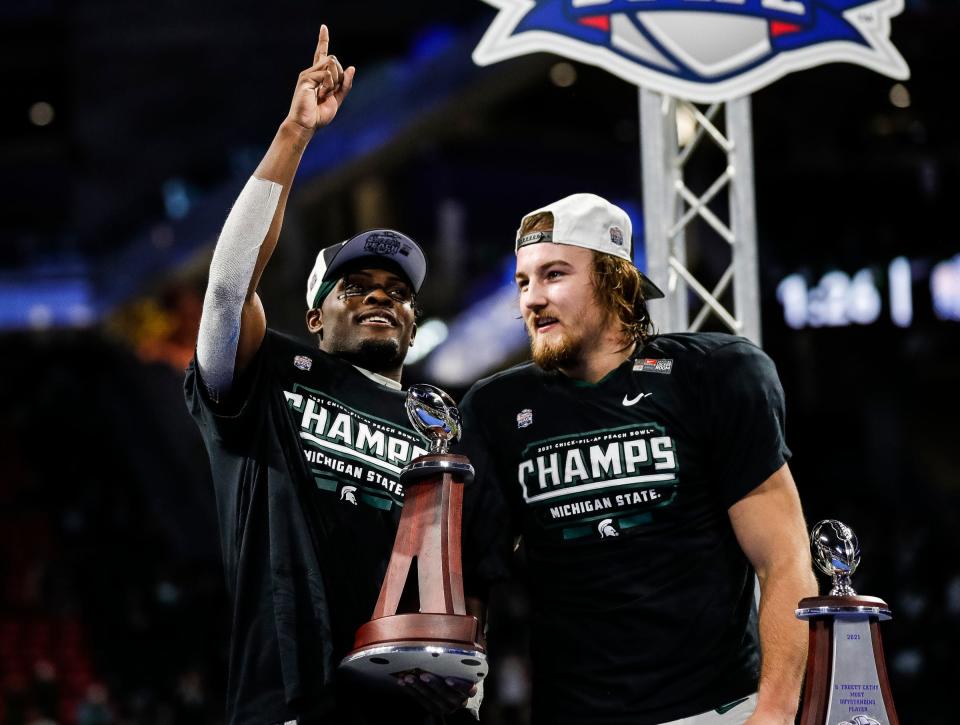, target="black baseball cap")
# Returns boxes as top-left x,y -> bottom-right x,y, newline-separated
306,229 -> 428,309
